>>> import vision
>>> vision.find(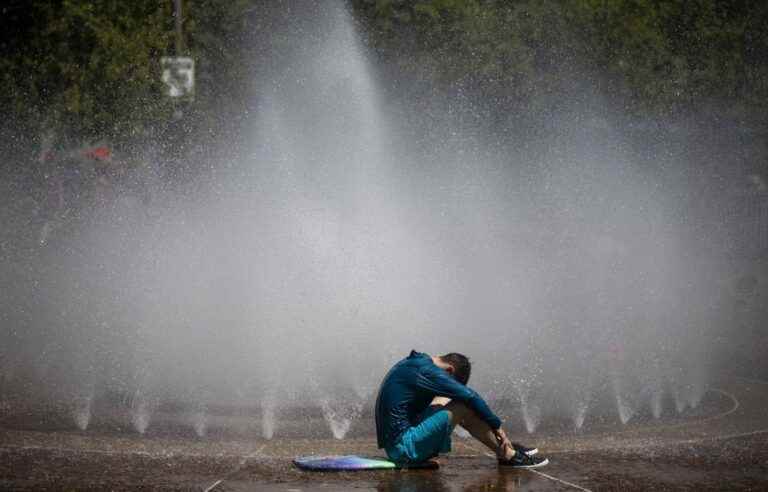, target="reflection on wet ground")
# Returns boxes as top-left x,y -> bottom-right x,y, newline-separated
224,466 -> 573,491
2,378 -> 768,491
